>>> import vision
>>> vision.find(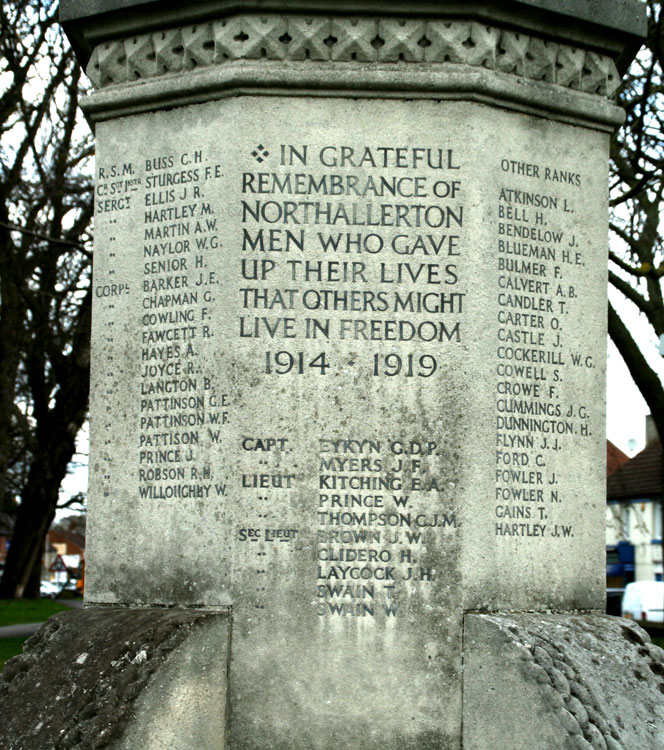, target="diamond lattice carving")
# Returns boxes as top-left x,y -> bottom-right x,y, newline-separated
329,18 -> 378,62
237,16 -> 289,59
464,23 -> 500,69
181,24 -> 215,70
524,37 -> 558,83
376,20 -> 426,63
87,41 -> 128,87
84,12 -> 623,102
213,18 -> 249,62
285,17 -> 332,60
425,21 -> 471,64
496,31 -> 529,76
555,45 -> 585,89
581,52 -> 619,96
152,28 -> 186,75
125,34 -> 158,81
